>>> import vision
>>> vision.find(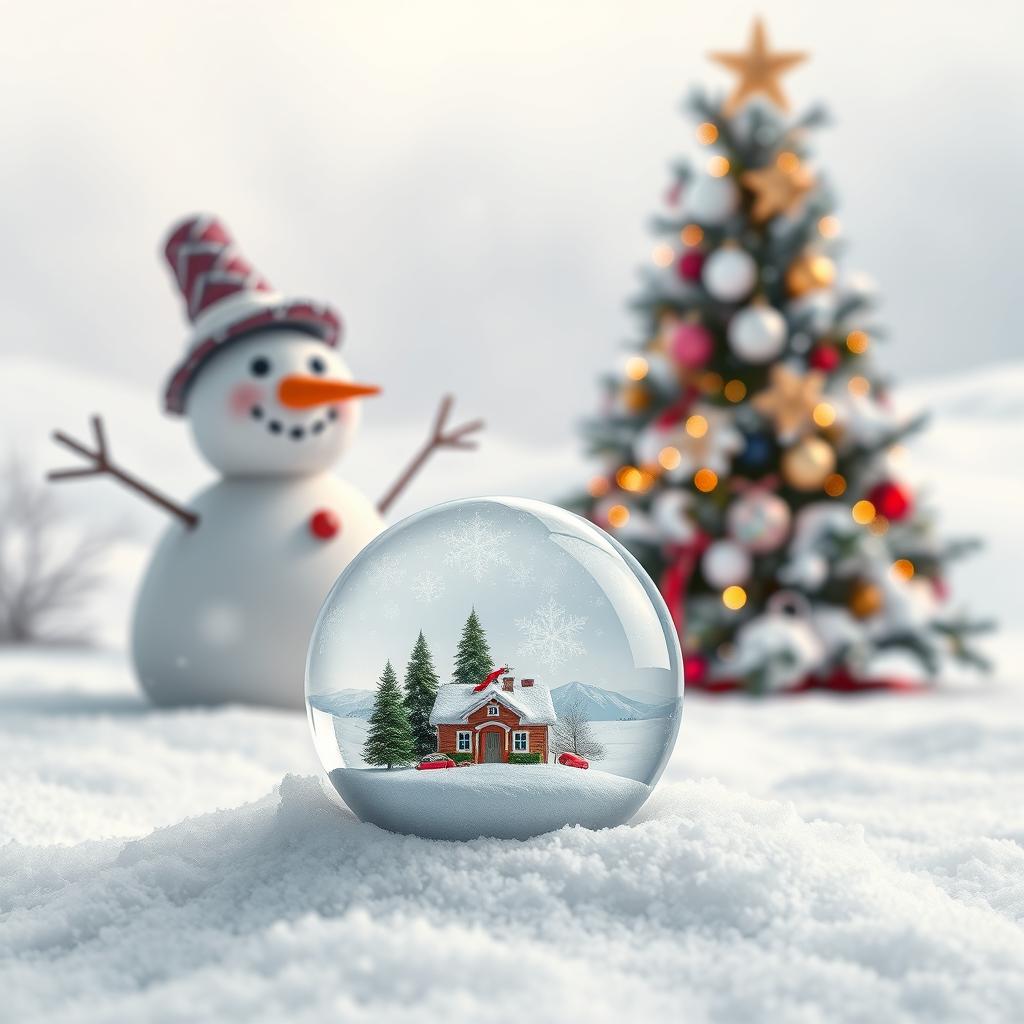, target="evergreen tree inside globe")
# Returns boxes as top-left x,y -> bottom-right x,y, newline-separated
452,608 -> 494,685
364,660 -> 415,768
573,19 -> 990,694
403,631 -> 441,757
